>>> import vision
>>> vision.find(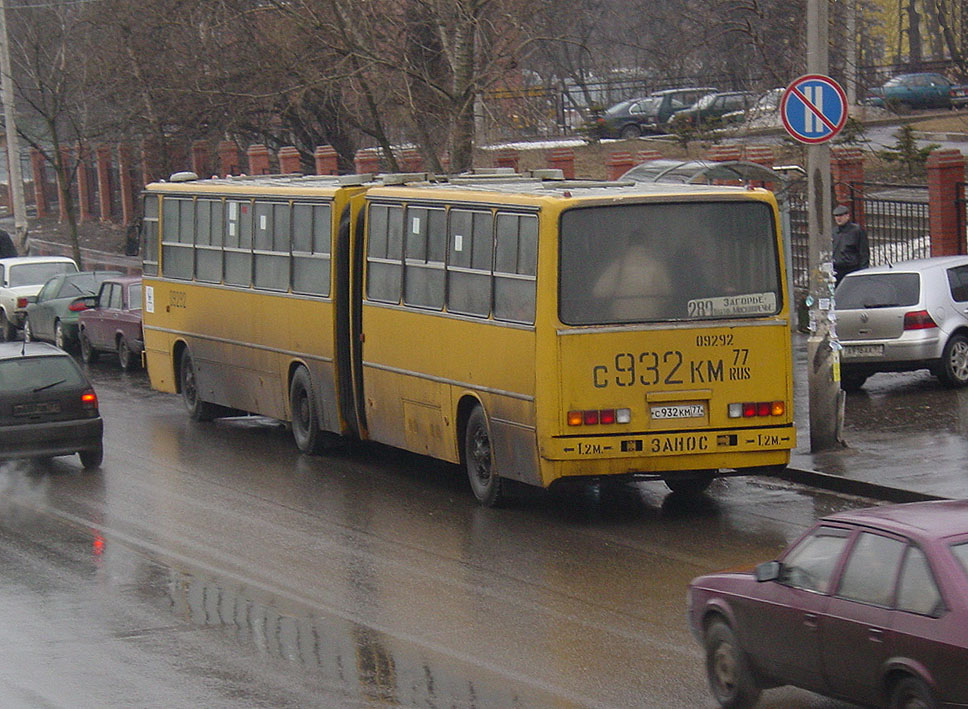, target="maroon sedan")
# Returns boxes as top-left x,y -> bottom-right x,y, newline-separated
688,501 -> 968,708
77,276 -> 143,370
